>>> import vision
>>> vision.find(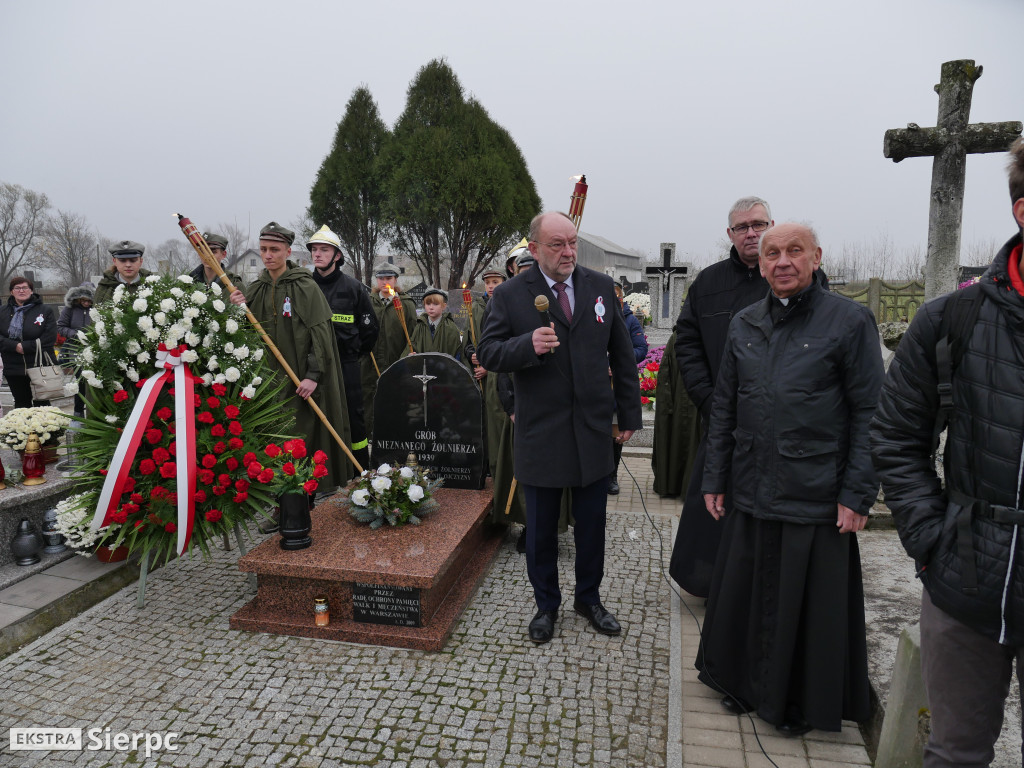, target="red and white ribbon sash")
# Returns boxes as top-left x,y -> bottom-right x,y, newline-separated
92,343 -> 198,555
